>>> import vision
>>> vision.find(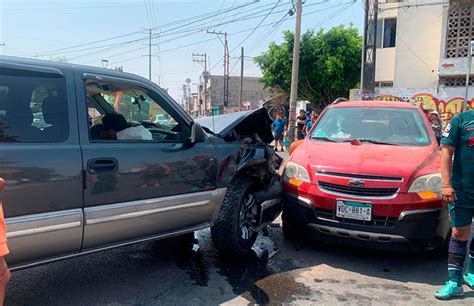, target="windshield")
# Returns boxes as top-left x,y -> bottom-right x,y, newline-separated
311,107 -> 431,146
